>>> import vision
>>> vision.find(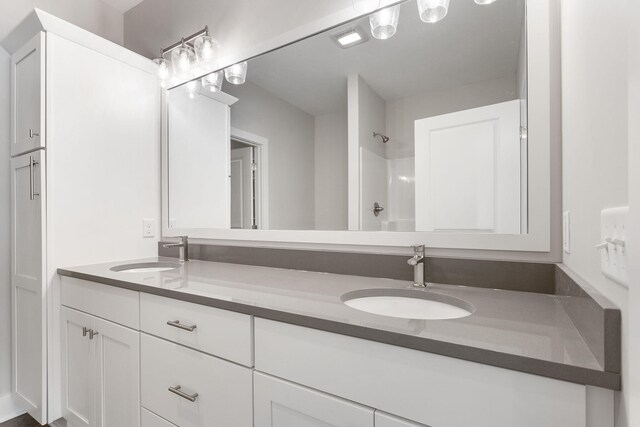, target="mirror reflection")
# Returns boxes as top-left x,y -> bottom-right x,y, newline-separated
167,0 -> 527,233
